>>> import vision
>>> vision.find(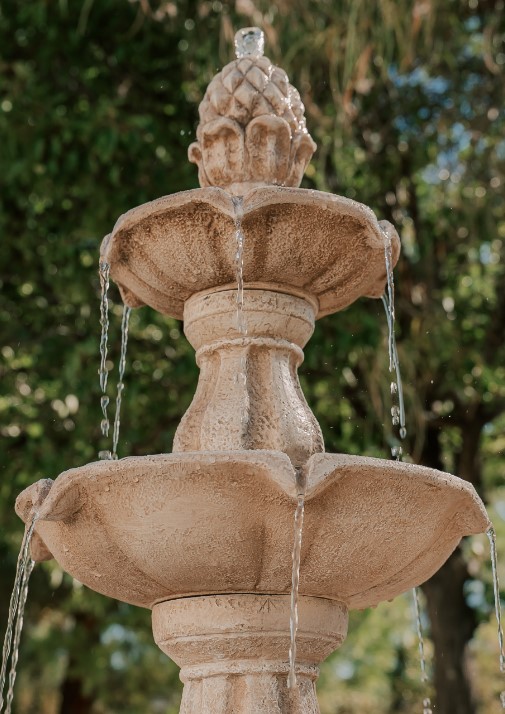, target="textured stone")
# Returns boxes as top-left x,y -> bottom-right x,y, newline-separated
187,46 -> 316,193
173,289 -> 323,465
15,450 -> 489,610
152,594 -> 347,714
100,186 -> 401,320
13,26 -> 493,713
